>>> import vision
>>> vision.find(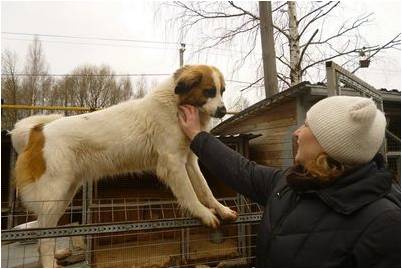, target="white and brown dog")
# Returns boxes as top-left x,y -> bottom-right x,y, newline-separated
10,64 -> 237,267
